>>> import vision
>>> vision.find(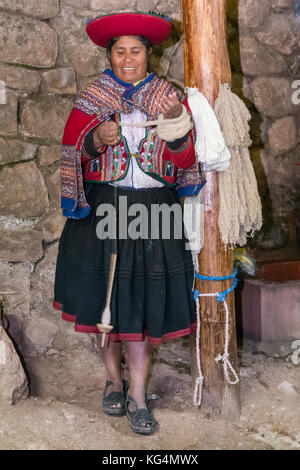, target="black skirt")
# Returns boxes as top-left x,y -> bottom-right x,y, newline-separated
53,182 -> 196,344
